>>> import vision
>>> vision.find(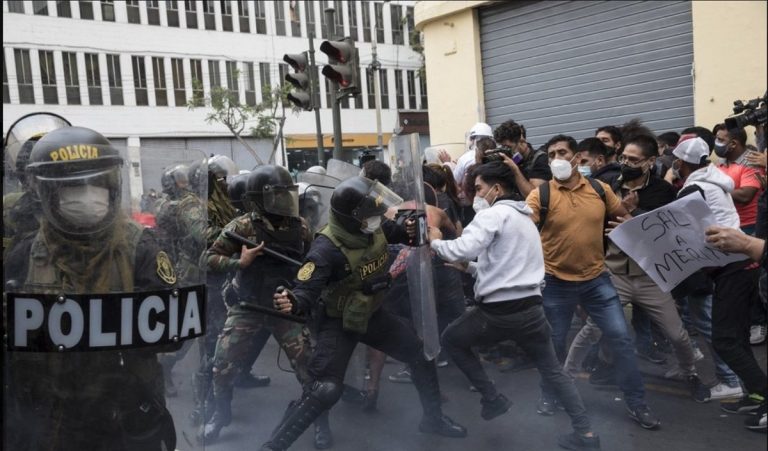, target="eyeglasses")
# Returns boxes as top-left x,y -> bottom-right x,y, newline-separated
617,155 -> 648,167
